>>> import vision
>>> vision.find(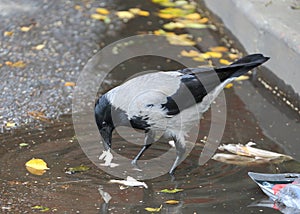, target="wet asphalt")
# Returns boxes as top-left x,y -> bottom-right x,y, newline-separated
0,0 -> 123,127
